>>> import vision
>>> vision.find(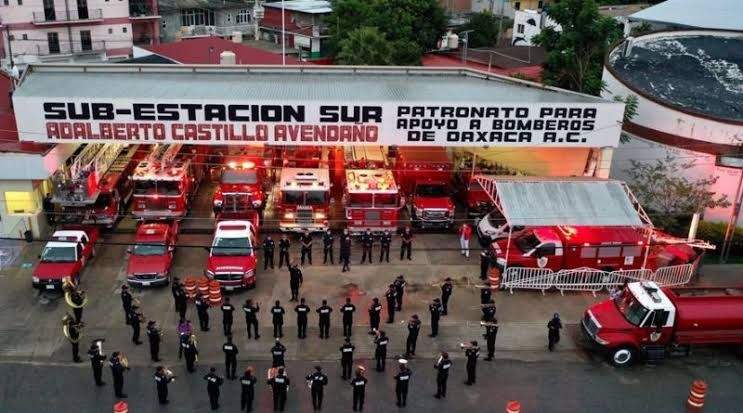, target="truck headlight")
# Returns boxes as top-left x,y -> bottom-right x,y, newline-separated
32,276 -> 40,283
284,212 -> 295,220
496,257 -> 506,266
252,200 -> 262,208
314,212 -> 326,220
